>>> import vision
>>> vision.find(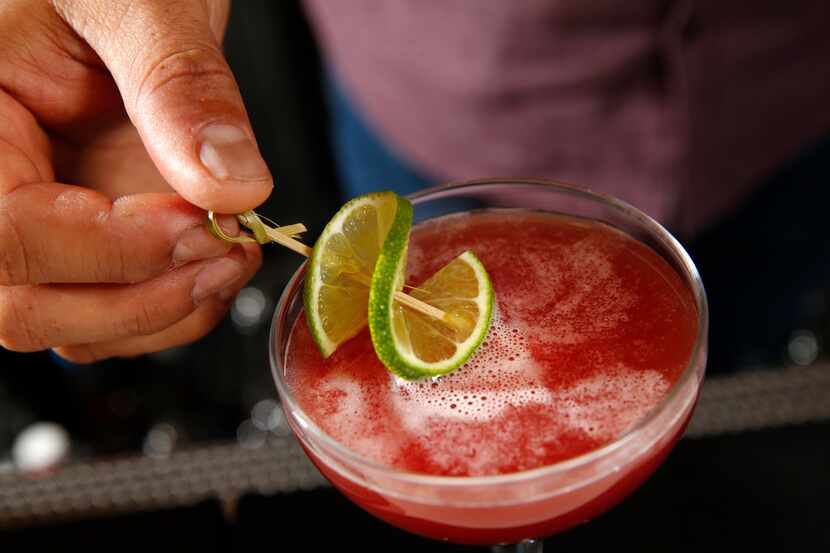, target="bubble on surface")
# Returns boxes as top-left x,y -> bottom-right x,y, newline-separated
391,310 -> 552,427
